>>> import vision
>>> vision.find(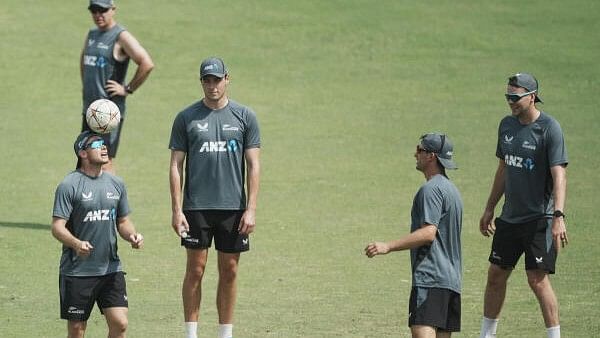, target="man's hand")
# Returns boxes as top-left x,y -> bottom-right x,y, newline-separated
552,217 -> 568,252
364,242 -> 390,258
172,211 -> 189,238
479,209 -> 496,237
238,209 -> 256,235
105,80 -> 127,97
129,233 -> 144,249
75,241 -> 94,257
